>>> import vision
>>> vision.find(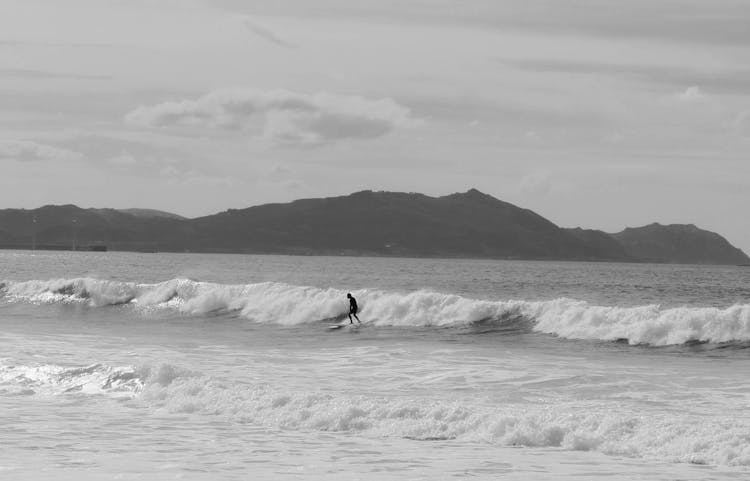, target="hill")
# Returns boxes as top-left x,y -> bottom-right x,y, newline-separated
0,205 -> 189,251
612,223 -> 750,265
188,189 -> 624,259
563,227 -> 632,261
0,190 -> 747,265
